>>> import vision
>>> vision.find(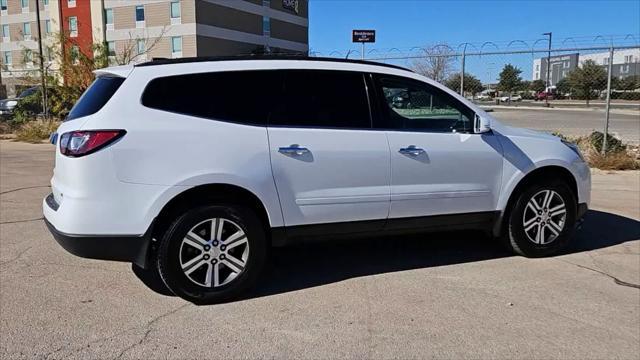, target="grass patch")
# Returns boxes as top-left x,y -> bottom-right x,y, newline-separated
553,130 -> 640,171
14,119 -> 60,143
587,151 -> 640,170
